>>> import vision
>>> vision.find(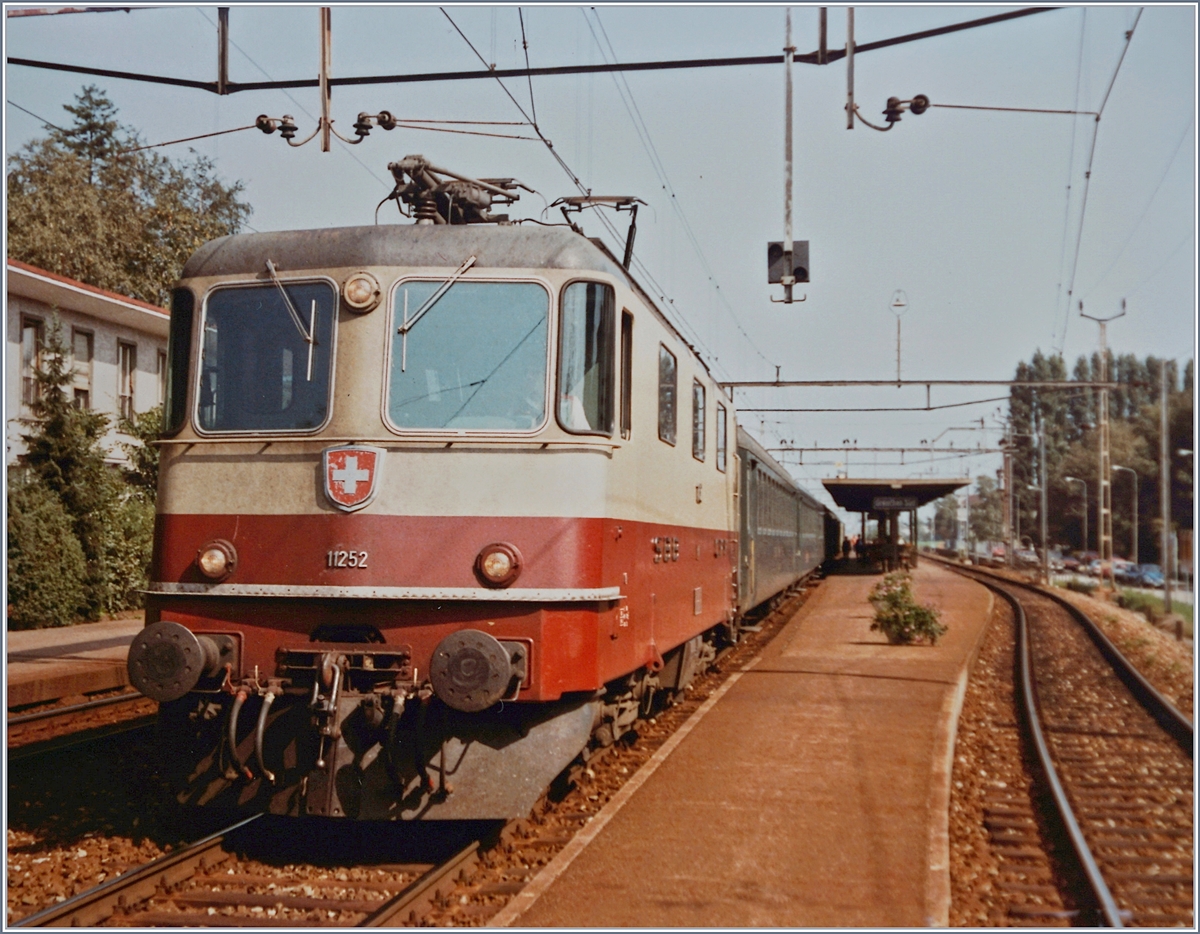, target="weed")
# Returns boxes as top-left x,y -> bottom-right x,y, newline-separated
868,571 -> 947,645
